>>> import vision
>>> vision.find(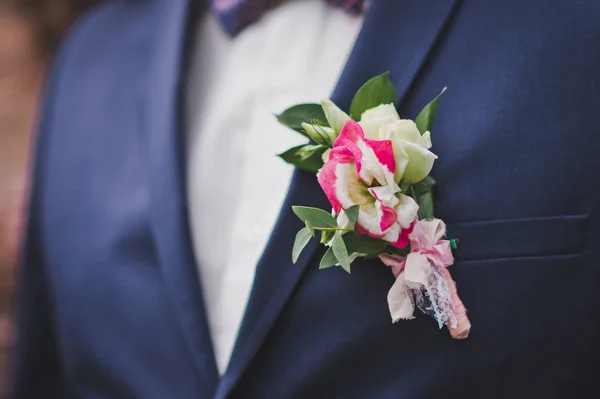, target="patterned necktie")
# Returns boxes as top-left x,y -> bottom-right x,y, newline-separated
212,0 -> 366,36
